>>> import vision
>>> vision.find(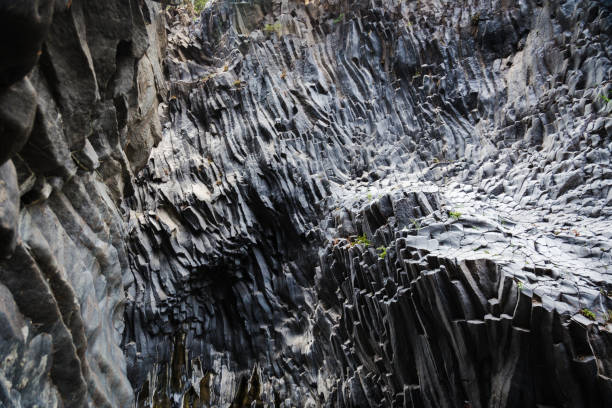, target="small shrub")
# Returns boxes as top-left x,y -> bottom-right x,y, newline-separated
355,234 -> 370,246
517,281 -> 524,291
263,23 -> 282,33
367,193 -> 373,201
168,1 -> 207,14
600,92 -> 611,103
449,210 -> 461,220
580,308 -> 596,321
377,246 -> 388,259
193,0 -> 207,13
